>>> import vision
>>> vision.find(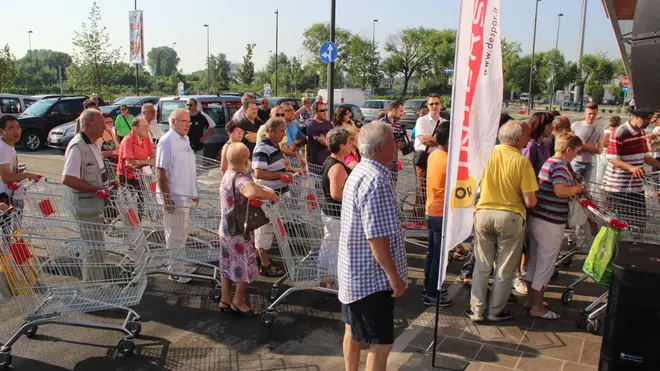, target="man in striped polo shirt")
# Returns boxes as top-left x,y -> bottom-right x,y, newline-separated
603,110 -> 660,227
252,118 -> 303,277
